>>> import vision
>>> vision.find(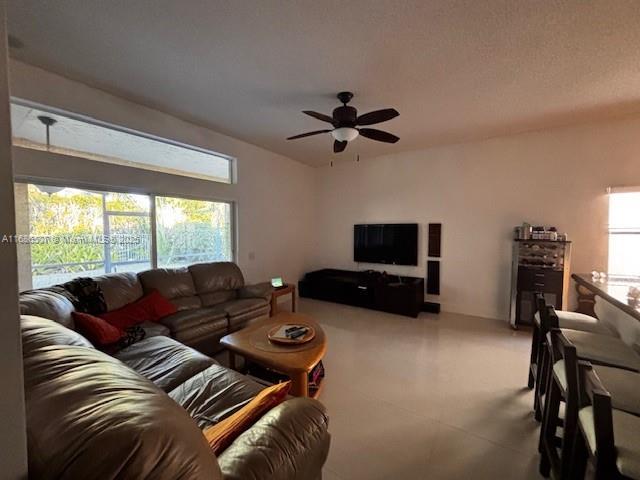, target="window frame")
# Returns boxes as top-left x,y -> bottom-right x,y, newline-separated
607,187 -> 640,280
18,180 -> 237,287
11,97 -> 236,184
154,194 -> 236,268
